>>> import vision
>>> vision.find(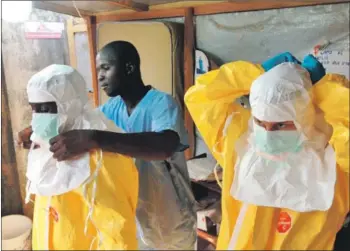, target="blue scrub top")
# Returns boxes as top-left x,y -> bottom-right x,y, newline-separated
100,88 -> 188,151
